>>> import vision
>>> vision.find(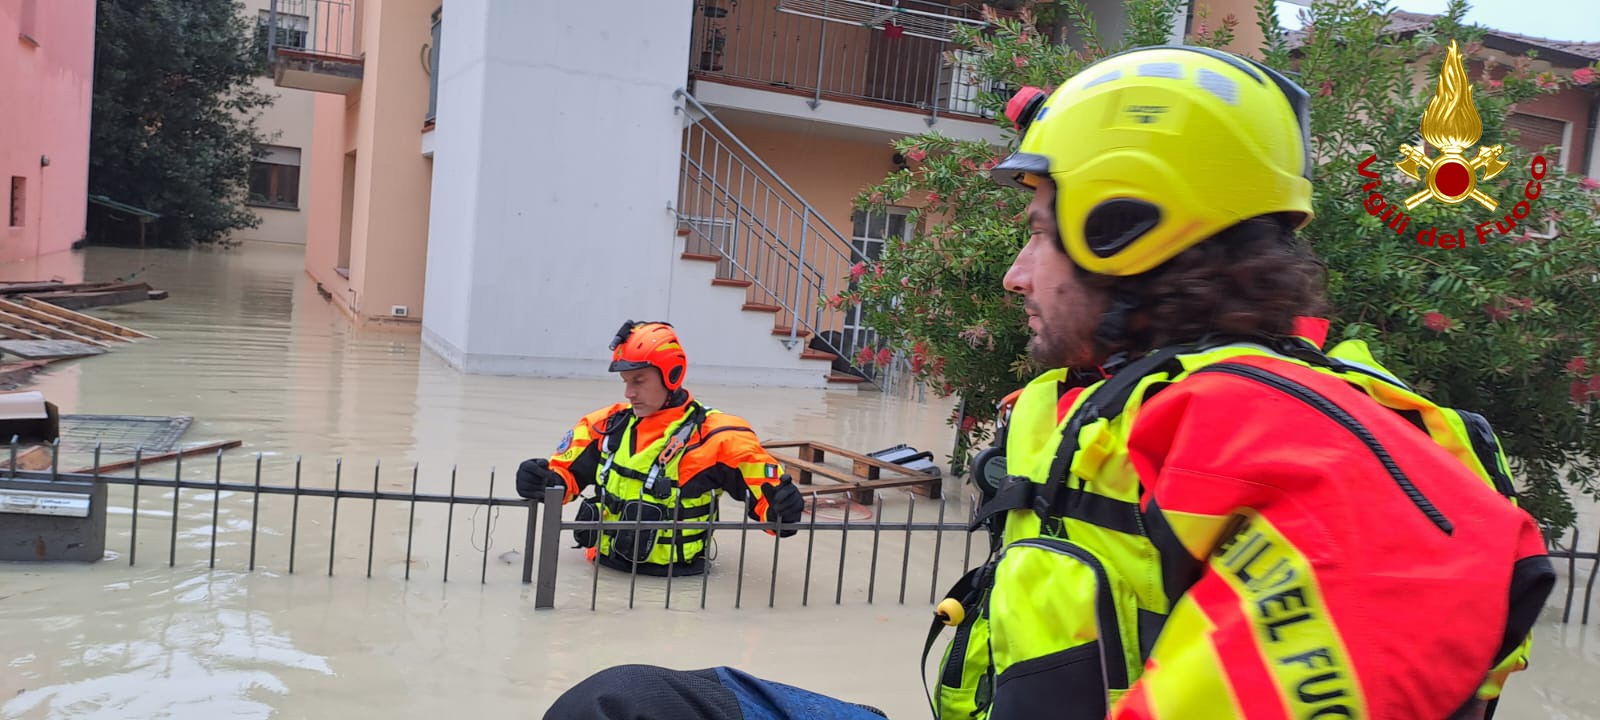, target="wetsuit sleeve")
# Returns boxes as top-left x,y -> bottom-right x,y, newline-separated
547,404 -> 626,503
691,414 -> 789,523
1106,363 -> 1538,720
